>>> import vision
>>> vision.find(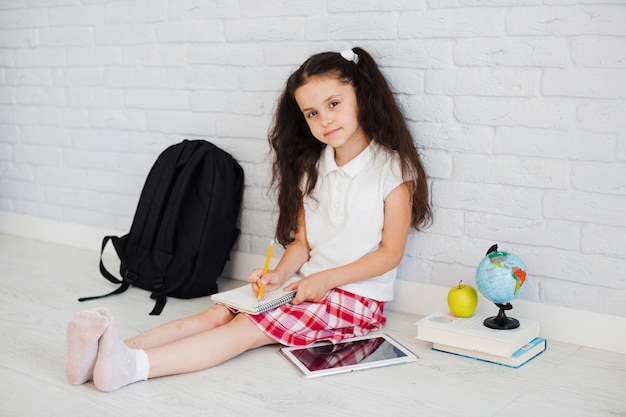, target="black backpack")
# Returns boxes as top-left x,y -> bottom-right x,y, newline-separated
79,139 -> 244,315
